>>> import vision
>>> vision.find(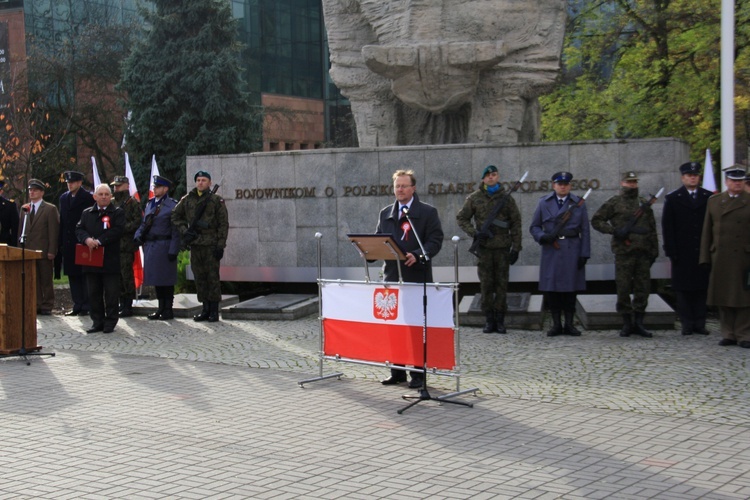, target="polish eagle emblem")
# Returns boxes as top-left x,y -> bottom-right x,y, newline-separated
373,288 -> 399,320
